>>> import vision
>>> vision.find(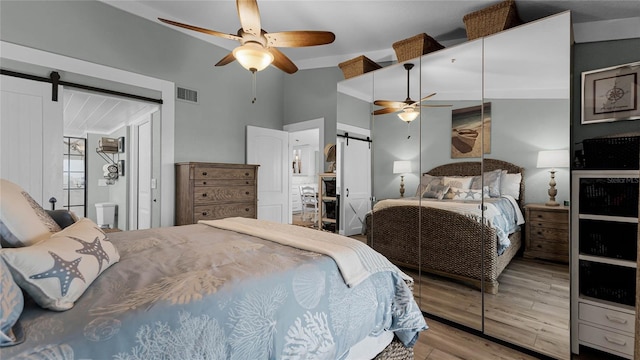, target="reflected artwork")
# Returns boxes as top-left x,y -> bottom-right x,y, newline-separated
451,102 -> 491,158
